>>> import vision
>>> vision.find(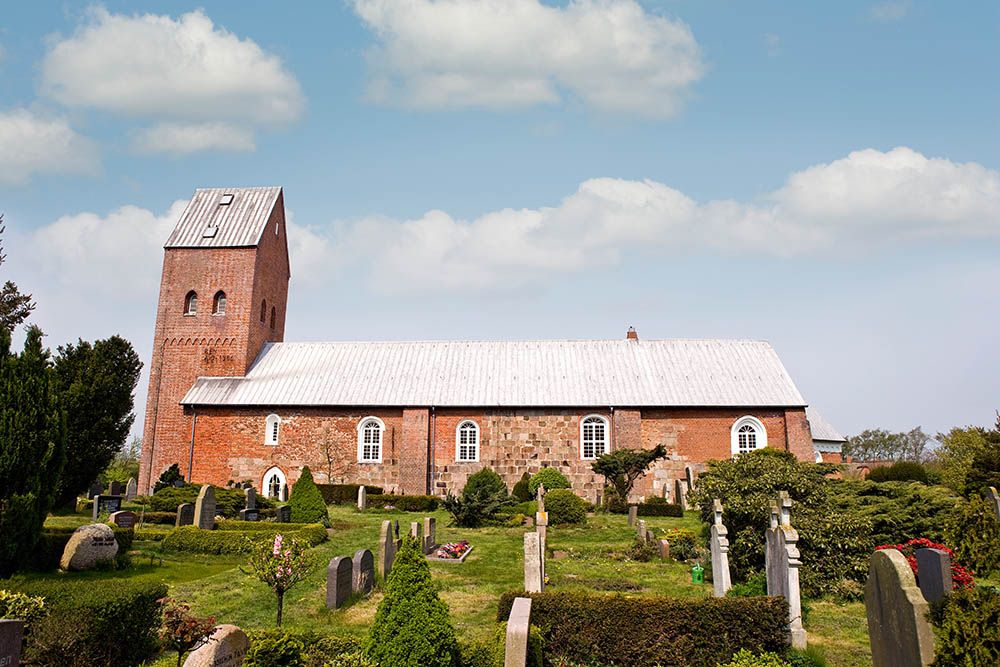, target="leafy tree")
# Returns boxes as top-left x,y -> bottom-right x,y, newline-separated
964,415 -> 1000,499
243,534 -> 313,626
157,597 -> 217,667
0,217 -> 36,334
843,427 -> 929,462
934,416 -> 1000,496
462,467 -> 508,498
591,444 -> 667,501
528,467 -> 570,496
104,435 -> 141,485
0,326 -> 67,578
51,336 -> 142,506
288,466 -> 330,527
365,535 -> 460,667
154,463 -> 185,492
